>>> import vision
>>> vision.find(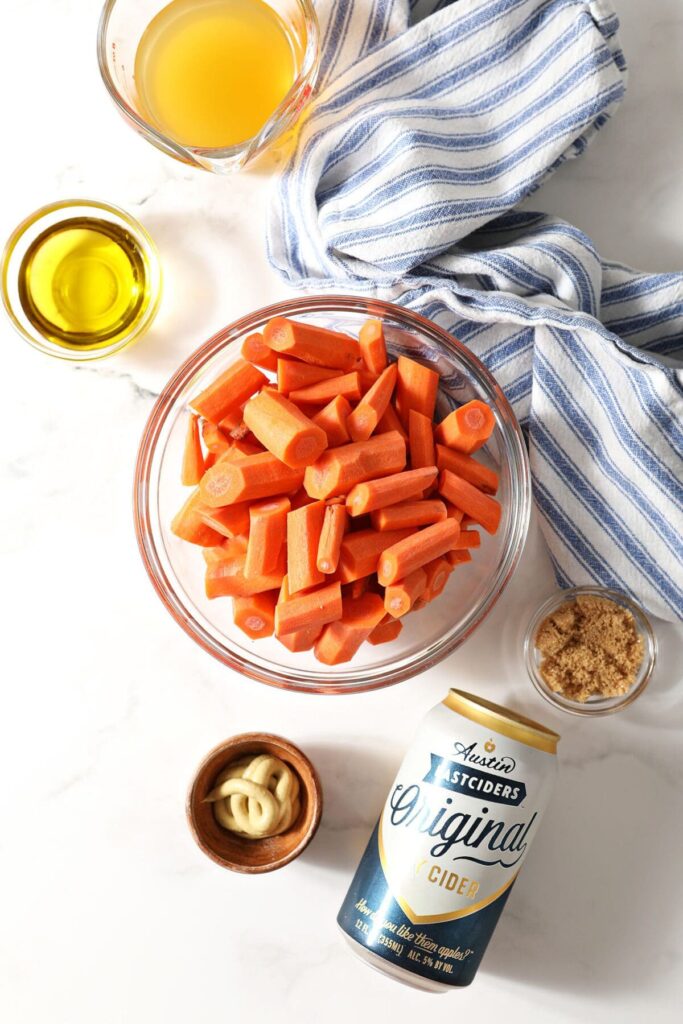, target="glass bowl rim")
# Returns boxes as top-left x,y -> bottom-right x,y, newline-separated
134,293 -> 531,694
523,584 -> 657,717
96,0 -> 321,165
0,197 -> 162,361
